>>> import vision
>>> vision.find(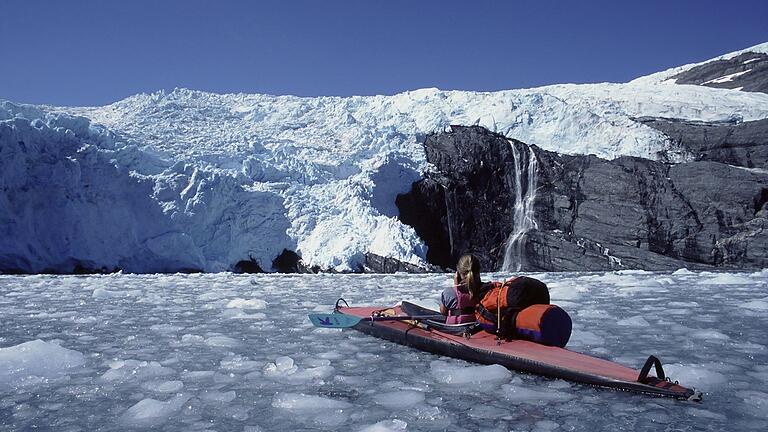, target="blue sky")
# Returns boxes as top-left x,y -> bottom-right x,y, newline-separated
1,0 -> 766,106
